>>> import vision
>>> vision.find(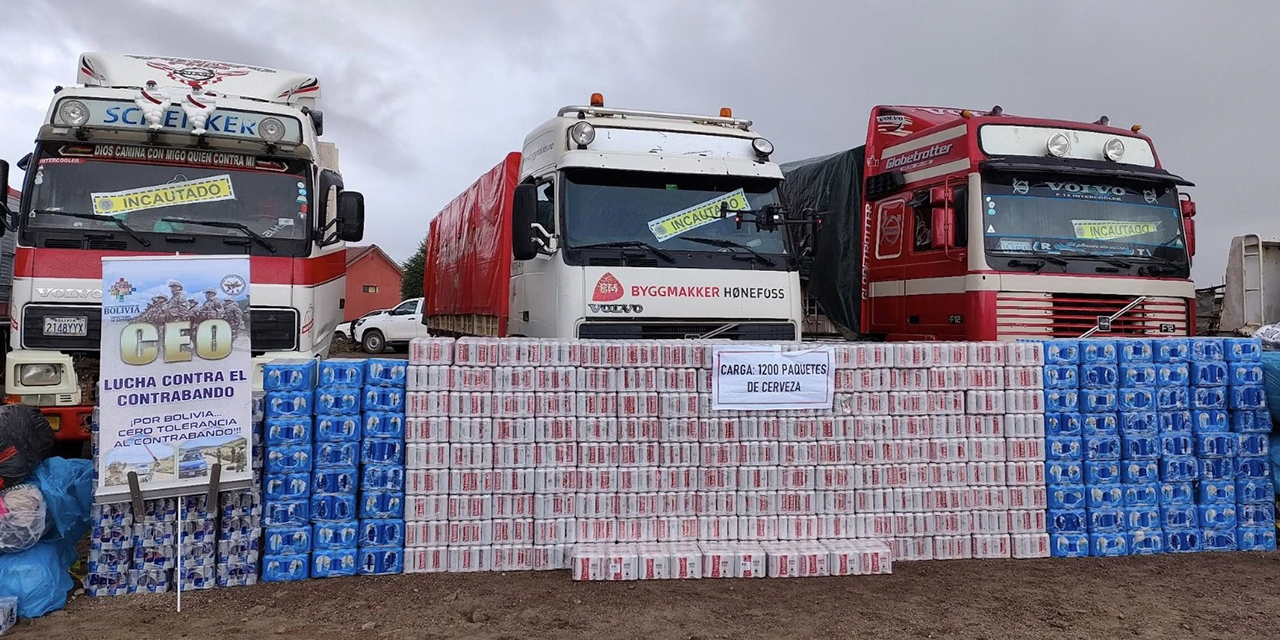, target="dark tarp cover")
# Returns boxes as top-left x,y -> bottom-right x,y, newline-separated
778,147 -> 865,338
